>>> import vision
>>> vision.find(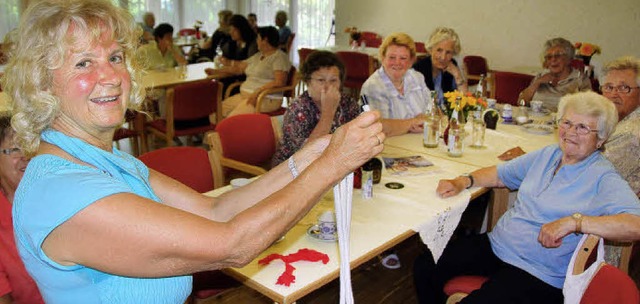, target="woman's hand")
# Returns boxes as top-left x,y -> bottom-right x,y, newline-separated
320,111 -> 384,175
320,85 -> 341,116
408,114 -> 426,133
538,217 -> 575,248
436,177 -> 466,198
